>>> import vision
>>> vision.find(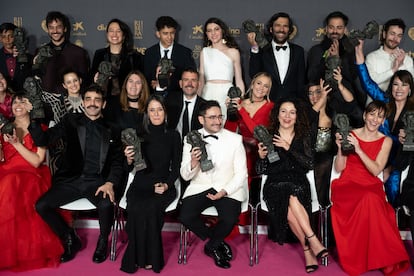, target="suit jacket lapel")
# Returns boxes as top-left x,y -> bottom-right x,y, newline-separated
100,127 -> 110,172
266,46 -> 282,85
77,124 -> 86,157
